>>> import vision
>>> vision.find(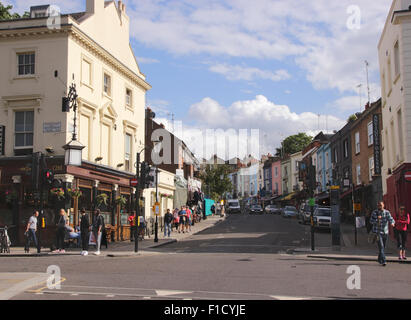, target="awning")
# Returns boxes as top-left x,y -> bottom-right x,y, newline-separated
282,192 -> 297,201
